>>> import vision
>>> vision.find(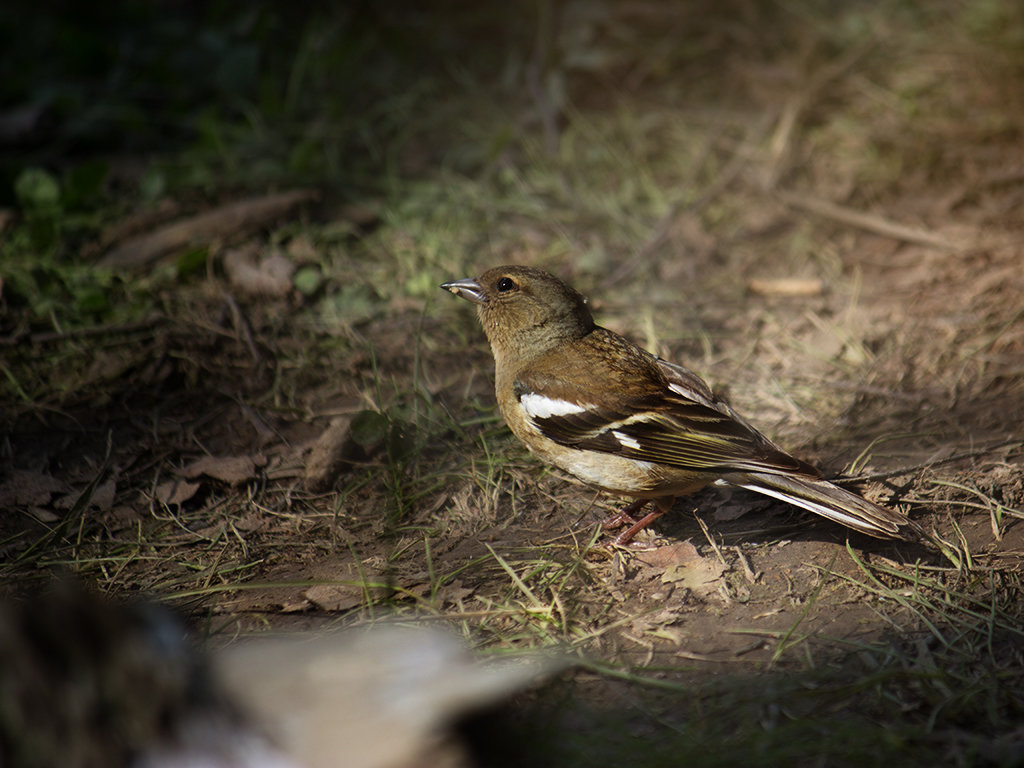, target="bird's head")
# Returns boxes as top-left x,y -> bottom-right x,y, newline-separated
441,265 -> 594,364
